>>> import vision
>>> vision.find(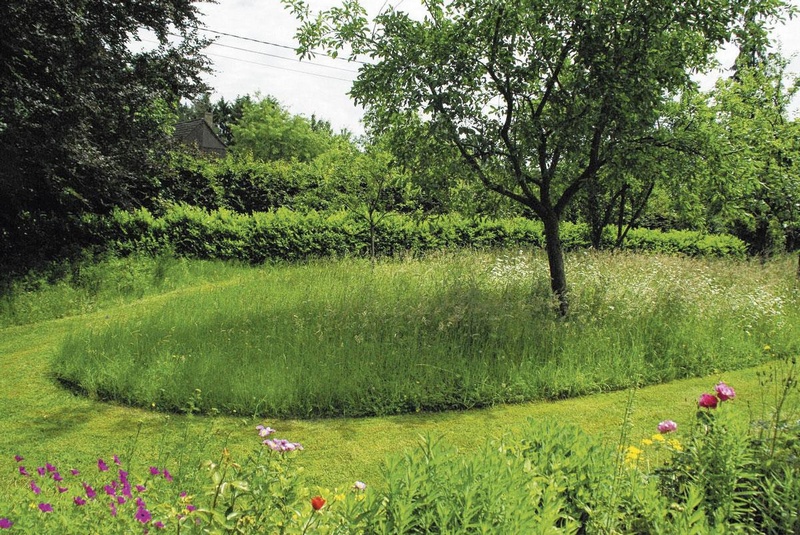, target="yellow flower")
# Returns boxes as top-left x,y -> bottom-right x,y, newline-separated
641,438 -> 653,446
668,439 -> 683,451
624,445 -> 643,465
764,345 -> 771,351
652,434 -> 665,443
